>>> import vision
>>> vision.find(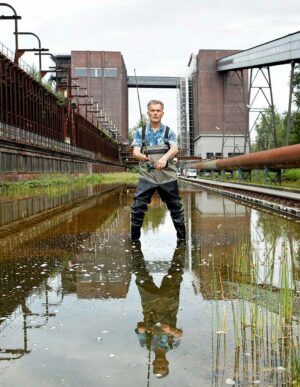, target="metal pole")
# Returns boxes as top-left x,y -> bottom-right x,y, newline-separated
15,32 -> 42,73
0,3 -> 20,52
267,67 -> 278,147
286,61 -> 295,145
245,68 -> 253,153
